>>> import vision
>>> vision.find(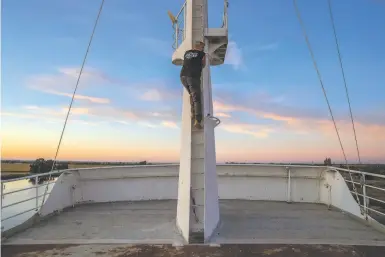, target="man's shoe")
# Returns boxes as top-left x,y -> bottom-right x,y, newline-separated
194,120 -> 202,129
